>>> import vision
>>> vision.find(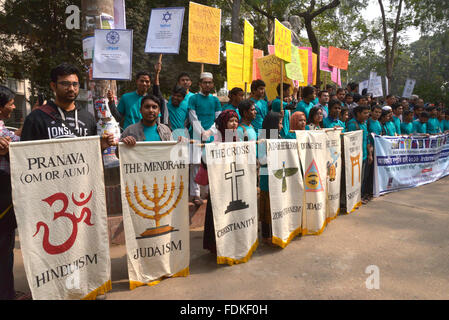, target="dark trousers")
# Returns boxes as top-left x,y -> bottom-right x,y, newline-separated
0,229 -> 15,300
